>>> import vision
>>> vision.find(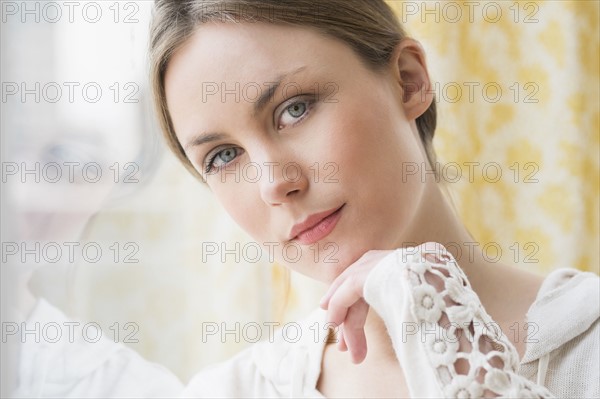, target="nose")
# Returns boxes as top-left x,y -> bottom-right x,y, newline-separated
257,158 -> 309,206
